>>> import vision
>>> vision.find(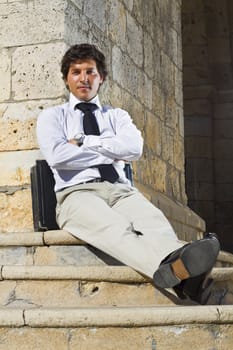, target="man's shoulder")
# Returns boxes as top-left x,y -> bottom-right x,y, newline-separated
102,105 -> 128,115
38,101 -> 69,118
